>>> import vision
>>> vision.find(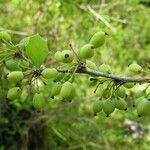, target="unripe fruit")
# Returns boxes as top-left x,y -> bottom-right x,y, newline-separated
7,87 -> 21,100
101,88 -> 111,99
19,37 -> 29,49
79,44 -> 94,59
0,31 -> 11,42
33,93 -> 45,110
123,82 -> 135,89
134,96 -> 145,106
93,98 -> 103,115
135,91 -> 145,98
60,81 -> 75,100
18,60 -> 29,69
54,73 -> 65,82
54,51 -> 63,62
88,77 -> 97,86
41,68 -> 58,79
115,87 -> 126,98
99,64 -> 111,73
129,63 -> 142,73
21,79 -> 29,86
51,83 -> 62,97
65,88 -> 76,102
86,60 -> 97,70
115,98 -> 127,110
103,99 -> 115,117
7,71 -> 24,83
5,59 -> 21,71
90,31 -> 105,48
137,98 -> 150,117
61,50 -> 73,63
21,89 -> 28,101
